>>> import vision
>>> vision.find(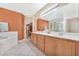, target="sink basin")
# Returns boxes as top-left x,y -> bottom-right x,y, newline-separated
43,30 -> 64,36
46,32 -> 64,35
58,32 -> 64,35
